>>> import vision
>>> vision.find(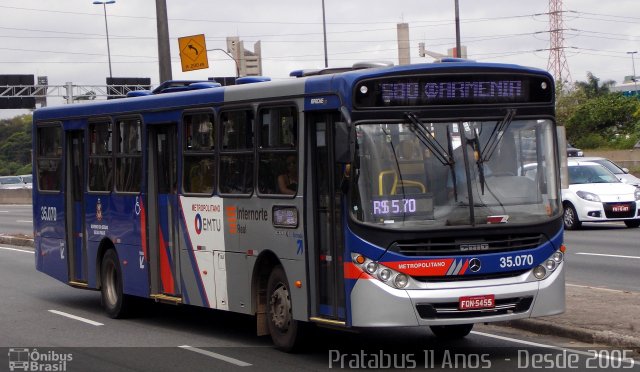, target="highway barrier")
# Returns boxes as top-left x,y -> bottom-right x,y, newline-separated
0,189 -> 32,204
